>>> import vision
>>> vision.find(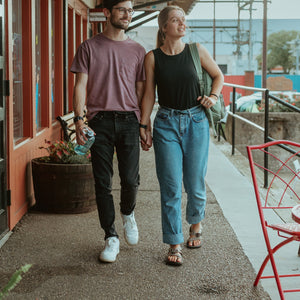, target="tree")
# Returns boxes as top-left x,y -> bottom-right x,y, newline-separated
256,30 -> 300,73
